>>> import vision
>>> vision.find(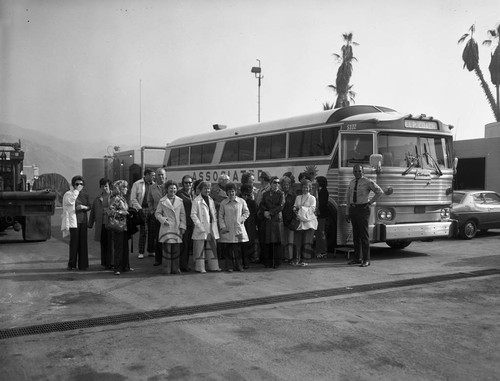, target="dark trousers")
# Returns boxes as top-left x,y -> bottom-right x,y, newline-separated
349,206 -> 371,262
152,219 -> 162,264
180,225 -> 194,271
257,217 -> 267,263
68,223 -> 89,270
264,243 -> 281,268
113,231 -> 130,271
100,224 -> 113,268
222,243 -> 243,271
240,241 -> 254,268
